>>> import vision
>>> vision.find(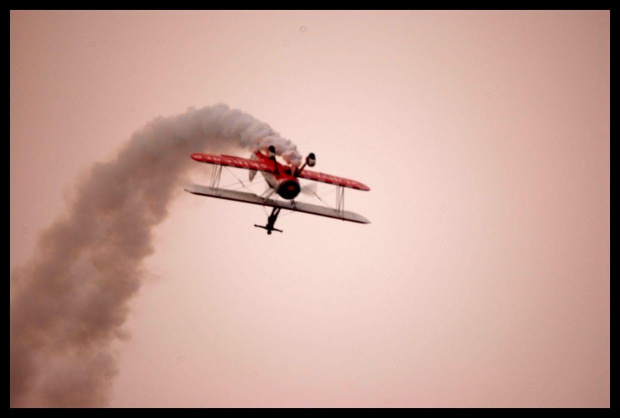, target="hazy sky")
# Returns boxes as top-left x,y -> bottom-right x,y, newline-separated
10,10 -> 609,407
